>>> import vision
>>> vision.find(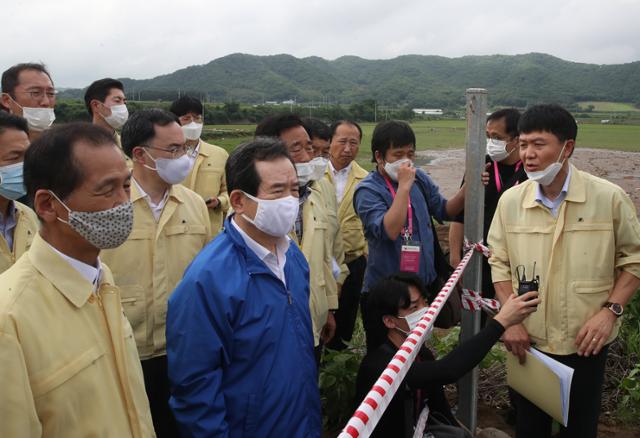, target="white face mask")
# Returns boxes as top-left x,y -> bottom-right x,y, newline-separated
144,150 -> 194,184
103,104 -> 129,129
182,121 -> 203,141
525,143 -> 567,186
21,107 -> 55,131
241,192 -> 299,237
310,156 -> 328,176
486,138 -> 515,162
401,306 -> 429,332
383,158 -> 412,182
296,159 -> 327,187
